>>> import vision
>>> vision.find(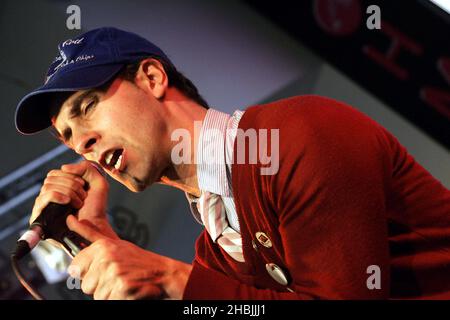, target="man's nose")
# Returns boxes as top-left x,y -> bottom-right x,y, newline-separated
74,131 -> 99,156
